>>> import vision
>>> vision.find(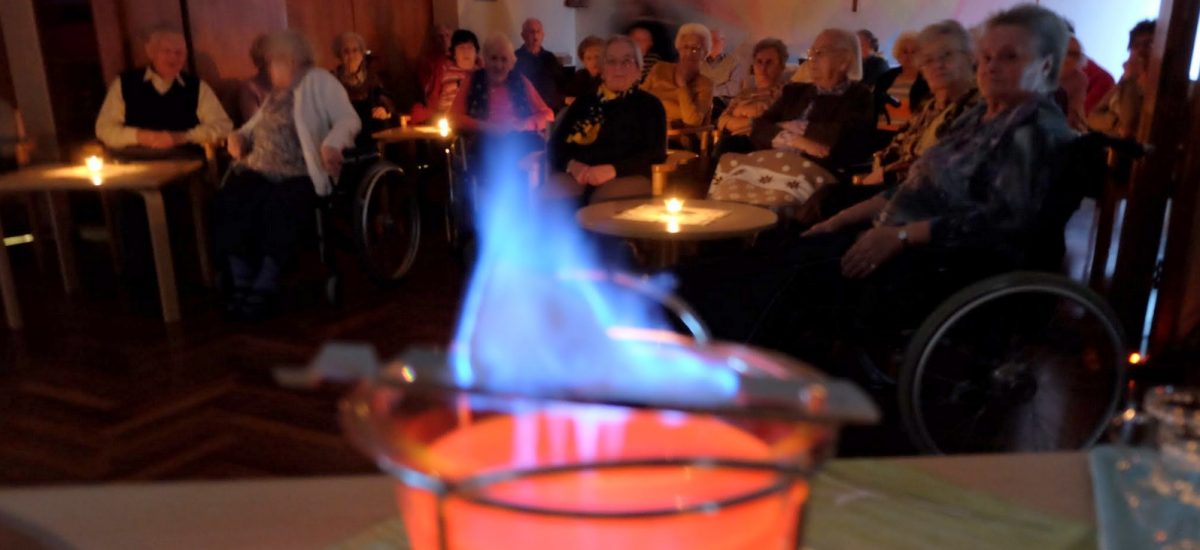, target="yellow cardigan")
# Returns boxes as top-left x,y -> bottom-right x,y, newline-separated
641,62 -> 714,127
